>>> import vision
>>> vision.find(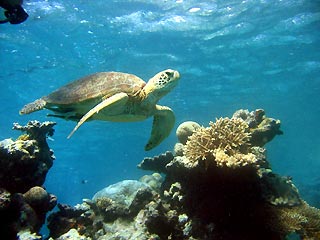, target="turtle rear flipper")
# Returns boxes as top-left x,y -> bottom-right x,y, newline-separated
19,99 -> 46,115
47,113 -> 82,121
